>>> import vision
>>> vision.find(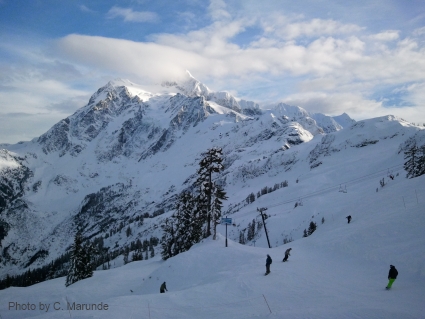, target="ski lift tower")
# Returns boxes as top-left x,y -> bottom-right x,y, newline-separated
257,207 -> 271,248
